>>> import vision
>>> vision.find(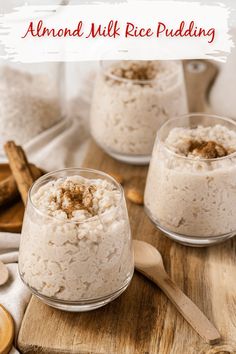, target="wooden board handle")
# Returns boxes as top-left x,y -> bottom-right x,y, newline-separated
184,60 -> 218,112
141,267 -> 221,345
